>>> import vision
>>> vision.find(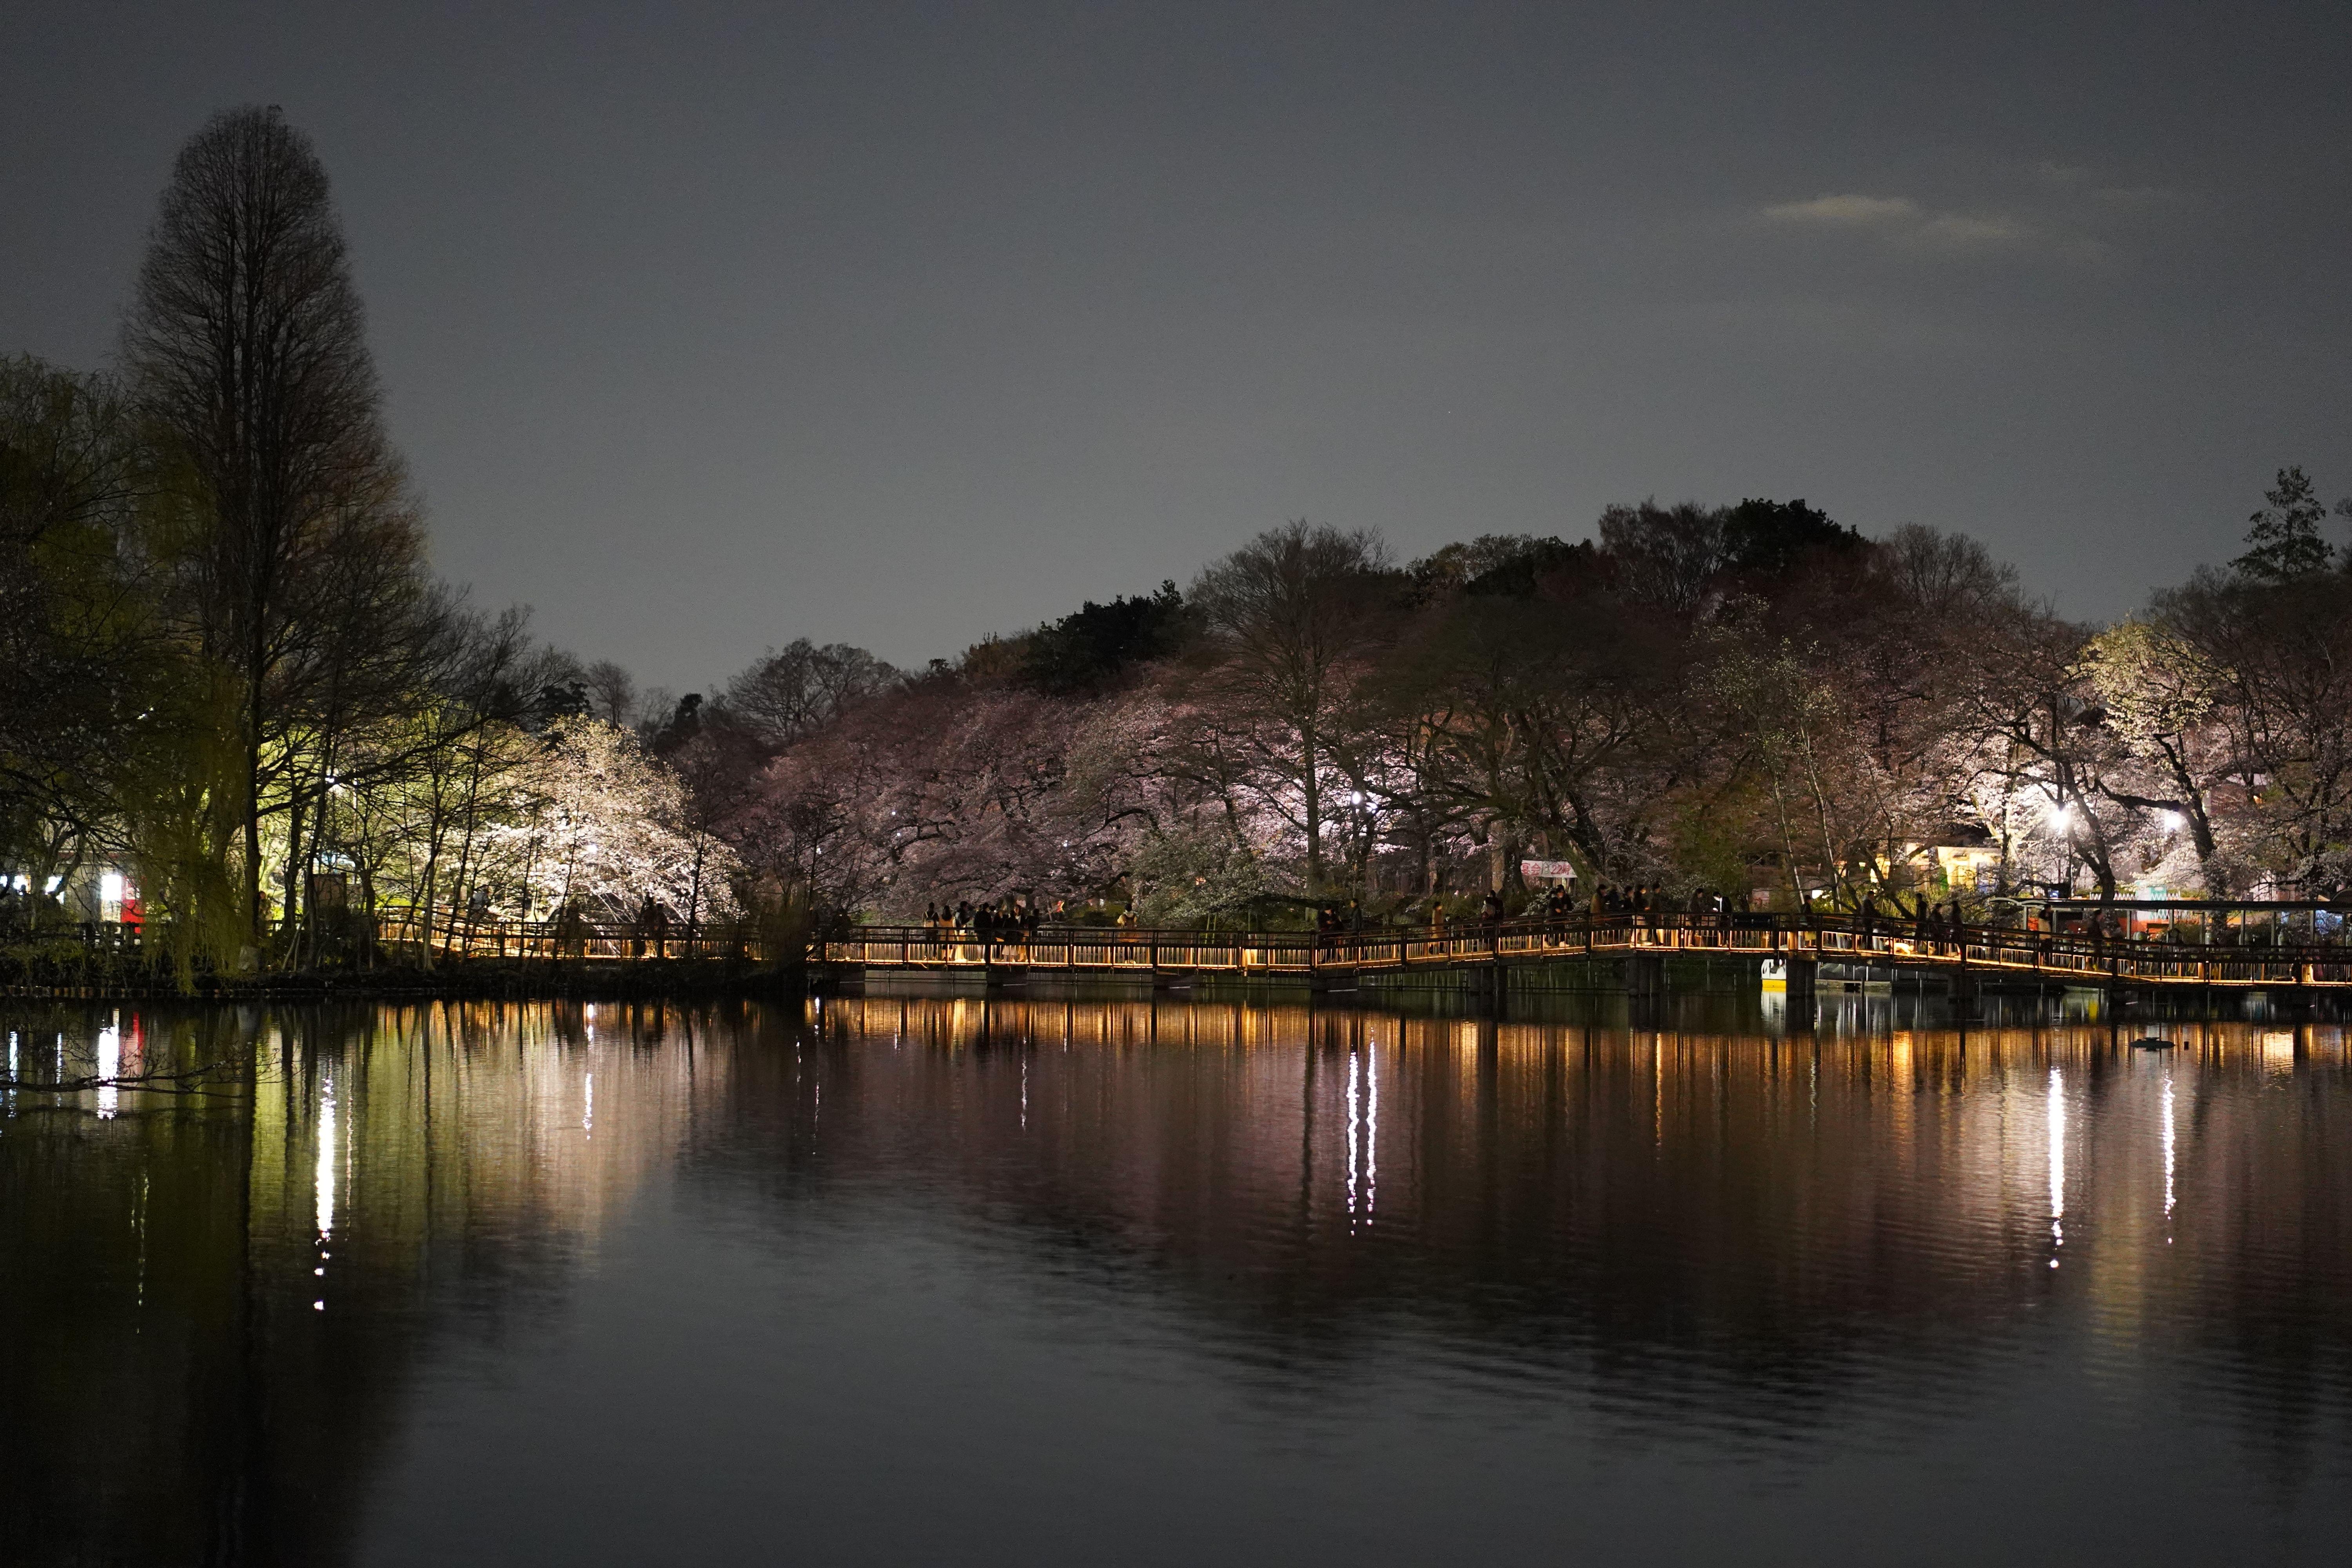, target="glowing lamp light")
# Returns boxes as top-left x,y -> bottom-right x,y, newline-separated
2159,810 -> 2184,833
